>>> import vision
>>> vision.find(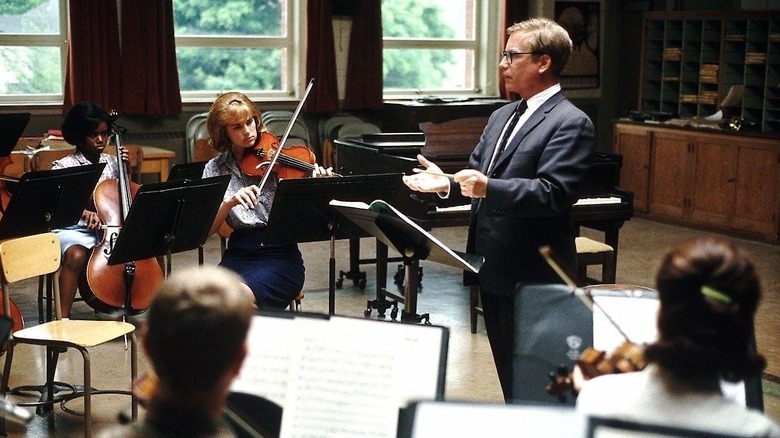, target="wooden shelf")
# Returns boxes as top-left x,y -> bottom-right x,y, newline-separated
639,11 -> 780,132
